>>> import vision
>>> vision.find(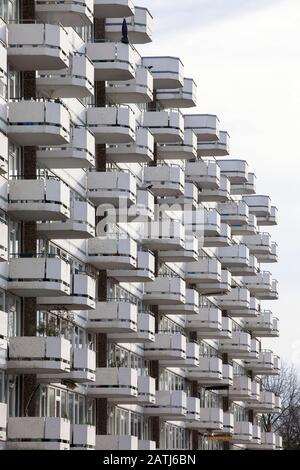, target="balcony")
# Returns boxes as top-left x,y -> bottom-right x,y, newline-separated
275,434 -> 283,450
198,175 -> 230,203
36,0 -> 93,26
159,288 -> 199,316
161,341 -> 199,368
71,424 -> 96,450
257,206 -> 278,226
222,364 -> 233,387
217,201 -> 249,227
0,132 -> 8,176
142,56 -> 184,89
231,173 -> 256,195
218,159 -> 248,184
156,78 -> 197,109
143,164 -> 185,197
37,199 -> 95,239
0,310 -> 7,345
88,368 -> 138,401
241,232 -> 271,256
185,258 -> 222,285
197,131 -> 230,156
37,127 -> 95,169
87,300 -> 137,334
143,276 -> 185,305
260,432 -> 276,450
220,331 -> 251,358
244,350 -> 275,375
185,397 -> 201,423
258,242 -> 278,264
232,422 -> 253,444
139,440 -> 156,450
108,250 -> 155,282
274,396 -> 282,414
242,272 -> 277,300
187,357 -> 223,385
229,296 -> 260,318
8,99 -> 70,146
201,208 -> 221,237
161,182 -> 198,210
158,234 -> 198,263
128,189 -> 154,222
0,402 -> 7,442
44,346 -> 96,384
8,255 -> 71,297
144,333 -> 186,361
105,7 -> 152,44
253,391 -> 275,413
87,41 -> 136,81
37,53 -> 94,99
106,67 -> 153,104
230,254 -> 258,277
247,380 -> 261,403
217,244 -> 250,270
157,130 -> 197,161
7,417 -> 70,450
186,304 -> 222,337
94,0 -> 135,18
7,24 -> 69,70
216,287 -> 250,311
141,219 -> 185,251
199,269 -> 232,296
221,412 -> 234,435
232,213 -> 258,236
245,311 -> 274,337
0,218 -> 8,262
242,195 -> 271,218
86,106 -> 135,144
144,391 -> 187,420
229,376 -> 252,400
8,176 -> 70,221
96,435 -> 138,450
106,127 -> 154,163
137,376 -> 156,405
204,223 -> 231,248
8,336 -> 71,374
87,170 -> 136,207
196,408 -> 223,431
38,272 -> 96,310
108,312 -> 155,344
185,160 -> 220,189
142,110 -> 184,143
184,114 -> 220,141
